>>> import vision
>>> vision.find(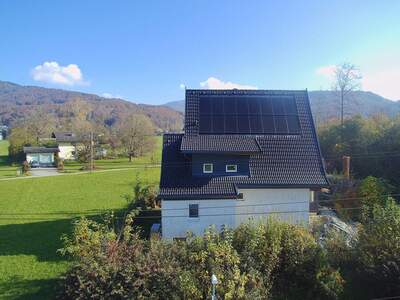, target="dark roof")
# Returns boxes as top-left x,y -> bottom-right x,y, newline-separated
159,90 -> 329,200
23,147 -> 59,154
51,132 -> 80,143
181,135 -> 261,154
